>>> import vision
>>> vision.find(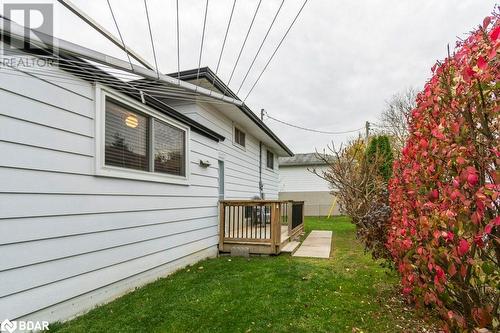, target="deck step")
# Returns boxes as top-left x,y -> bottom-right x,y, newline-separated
281,241 -> 300,253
